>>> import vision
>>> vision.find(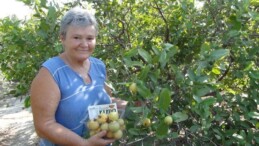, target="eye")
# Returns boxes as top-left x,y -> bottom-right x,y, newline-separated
87,37 -> 94,40
74,36 -> 80,39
